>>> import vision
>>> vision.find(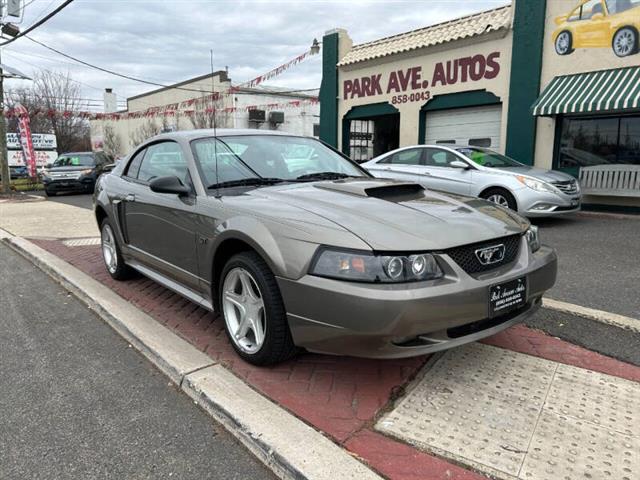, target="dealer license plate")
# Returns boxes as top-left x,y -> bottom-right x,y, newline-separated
489,277 -> 527,317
